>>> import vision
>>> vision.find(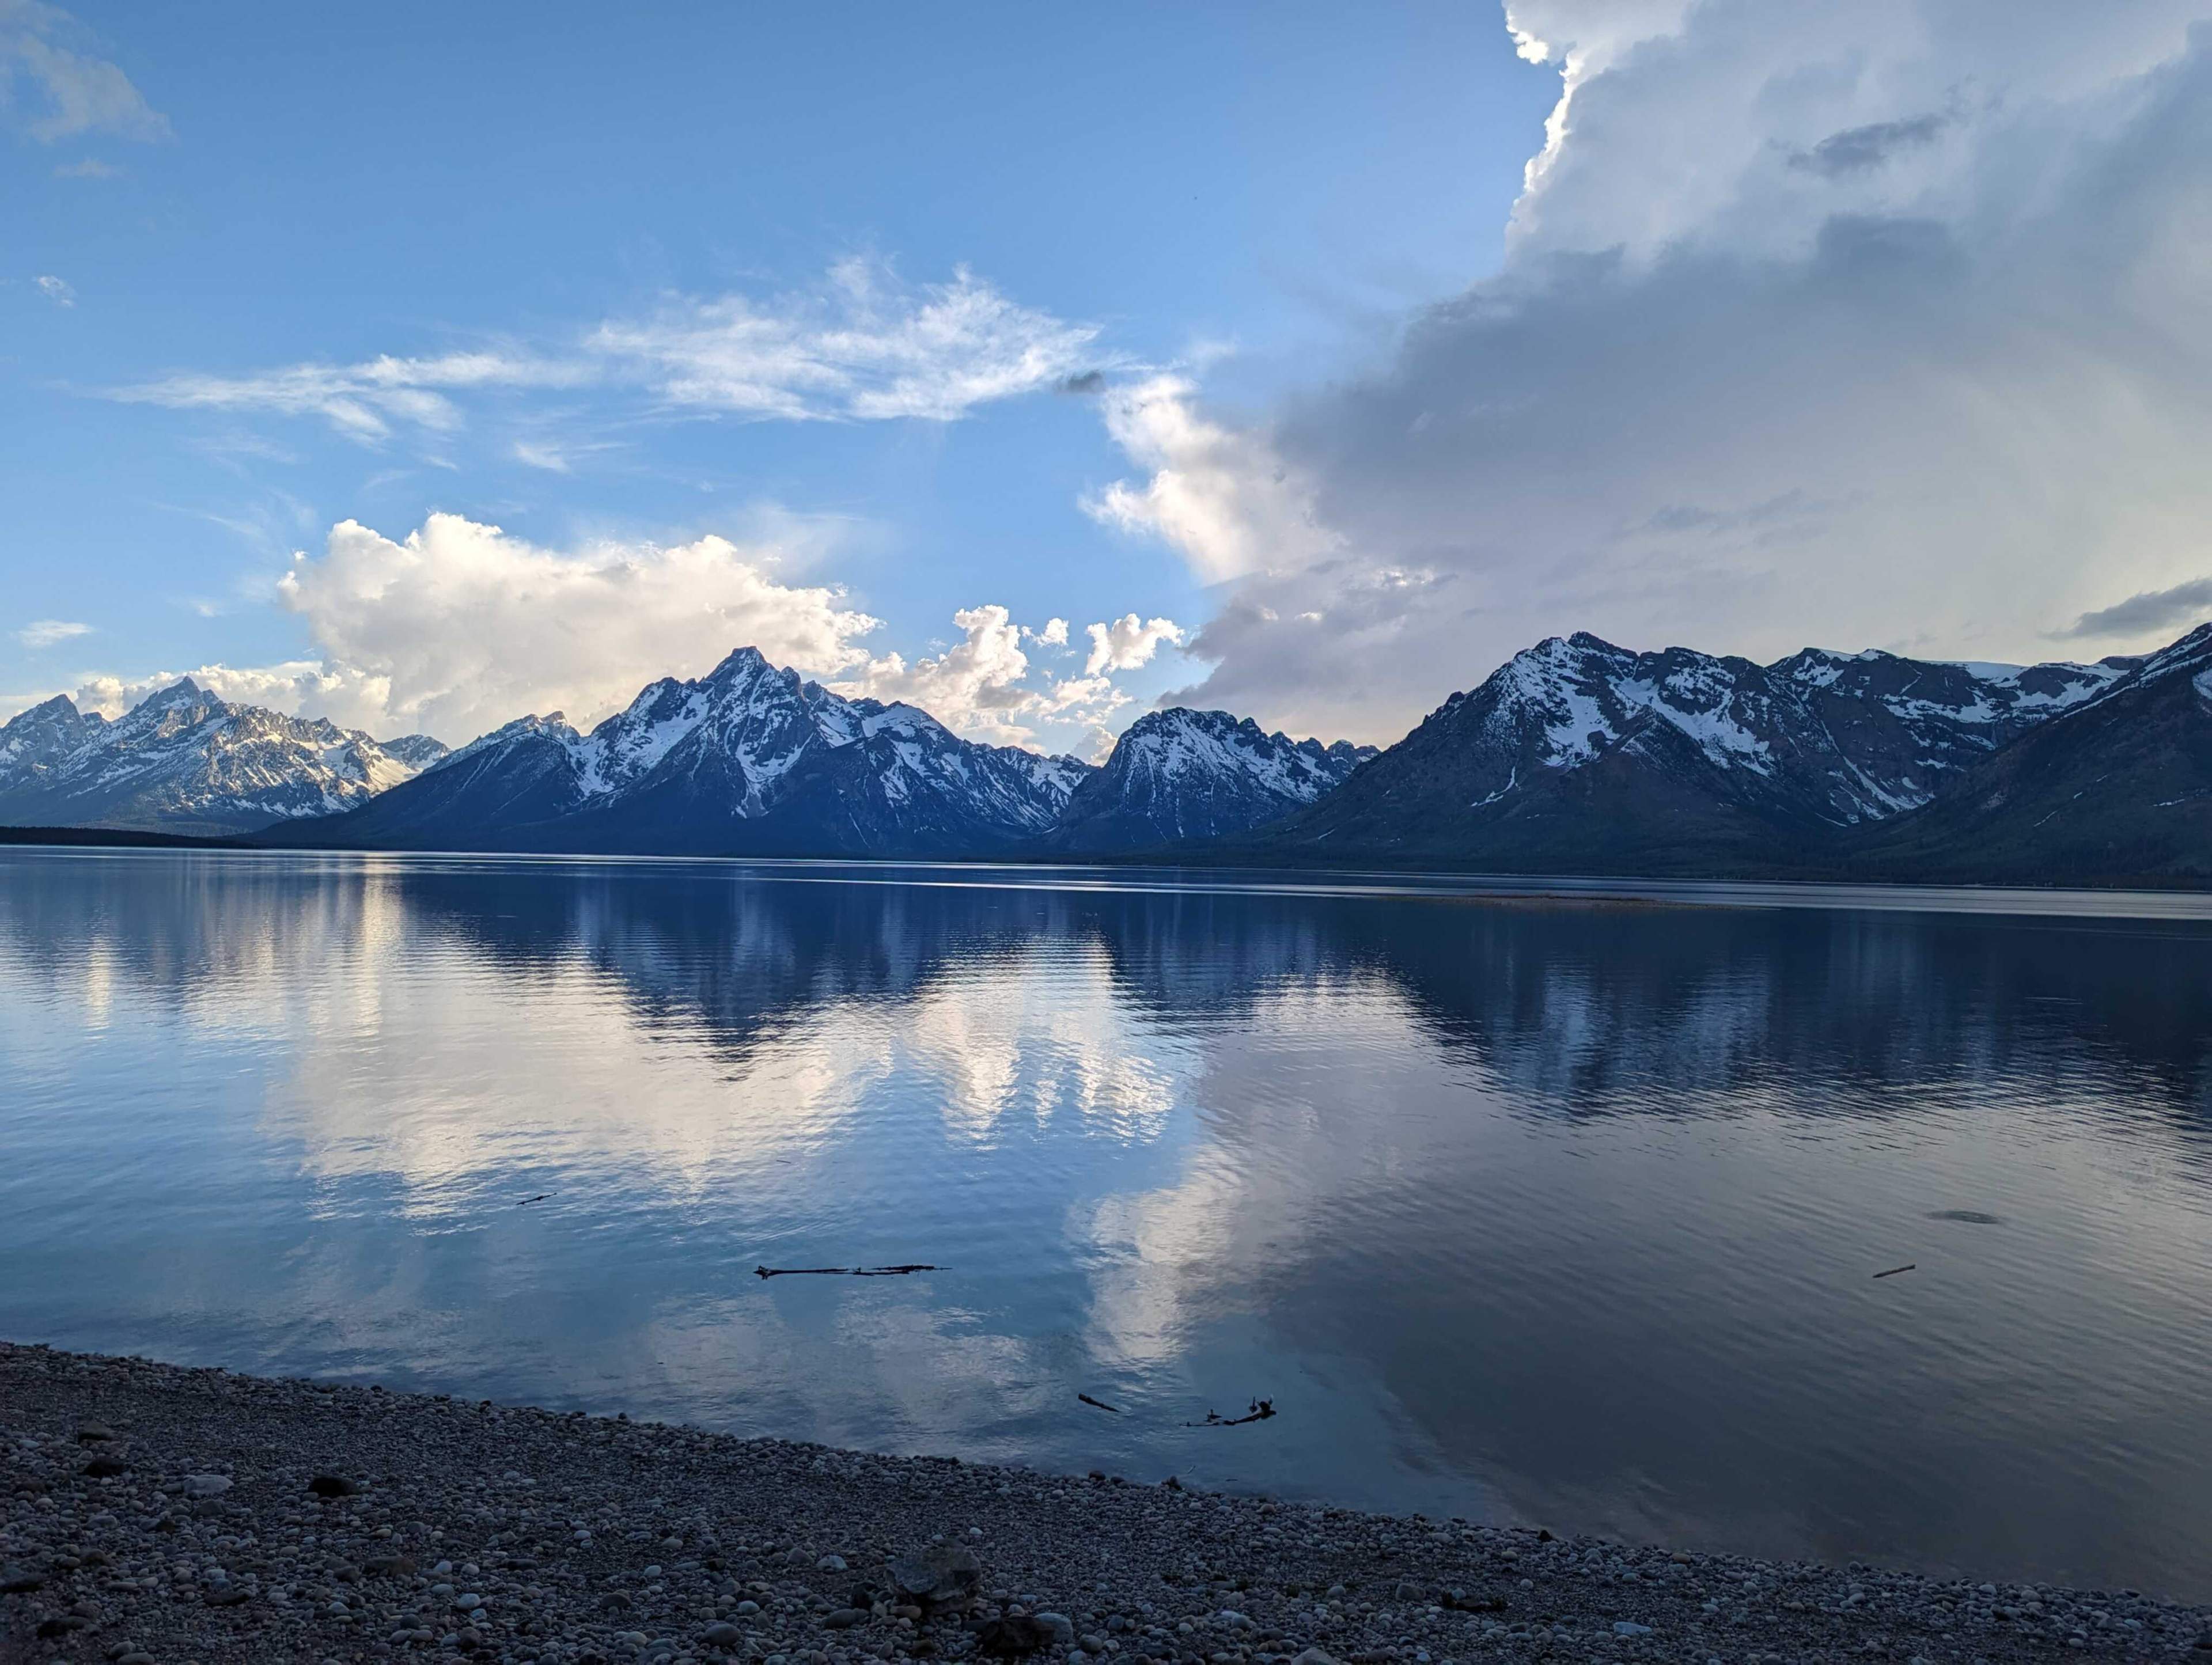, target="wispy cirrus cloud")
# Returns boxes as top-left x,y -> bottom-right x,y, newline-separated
1,0 -> 170,143
109,351 -> 585,444
594,257 -> 1104,422
16,619 -> 90,648
33,274 -> 74,306
105,259 -> 1103,447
